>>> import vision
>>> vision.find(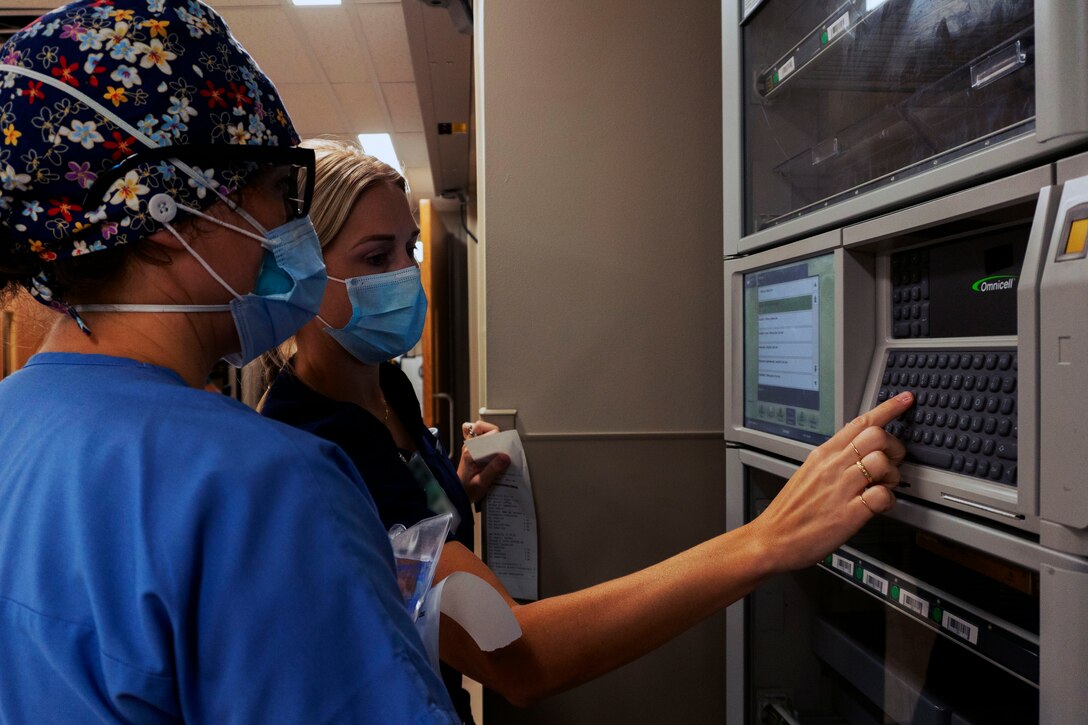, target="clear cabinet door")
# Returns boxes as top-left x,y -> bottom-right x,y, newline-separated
743,0 -> 1035,235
